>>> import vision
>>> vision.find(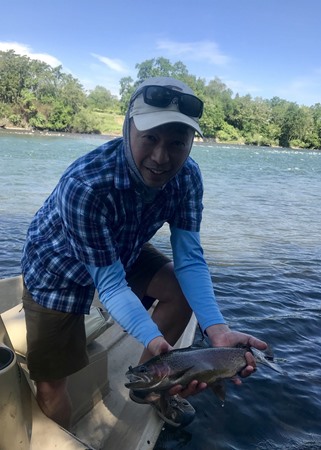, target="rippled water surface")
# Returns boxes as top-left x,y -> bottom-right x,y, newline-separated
1,132 -> 321,449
